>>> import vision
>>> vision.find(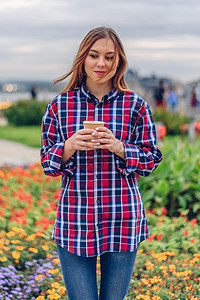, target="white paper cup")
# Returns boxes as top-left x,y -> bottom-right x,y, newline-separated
83,120 -> 105,129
